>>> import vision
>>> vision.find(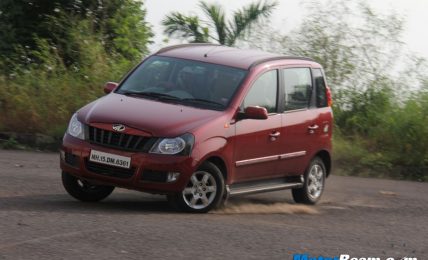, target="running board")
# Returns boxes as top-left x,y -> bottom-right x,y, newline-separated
228,179 -> 303,197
